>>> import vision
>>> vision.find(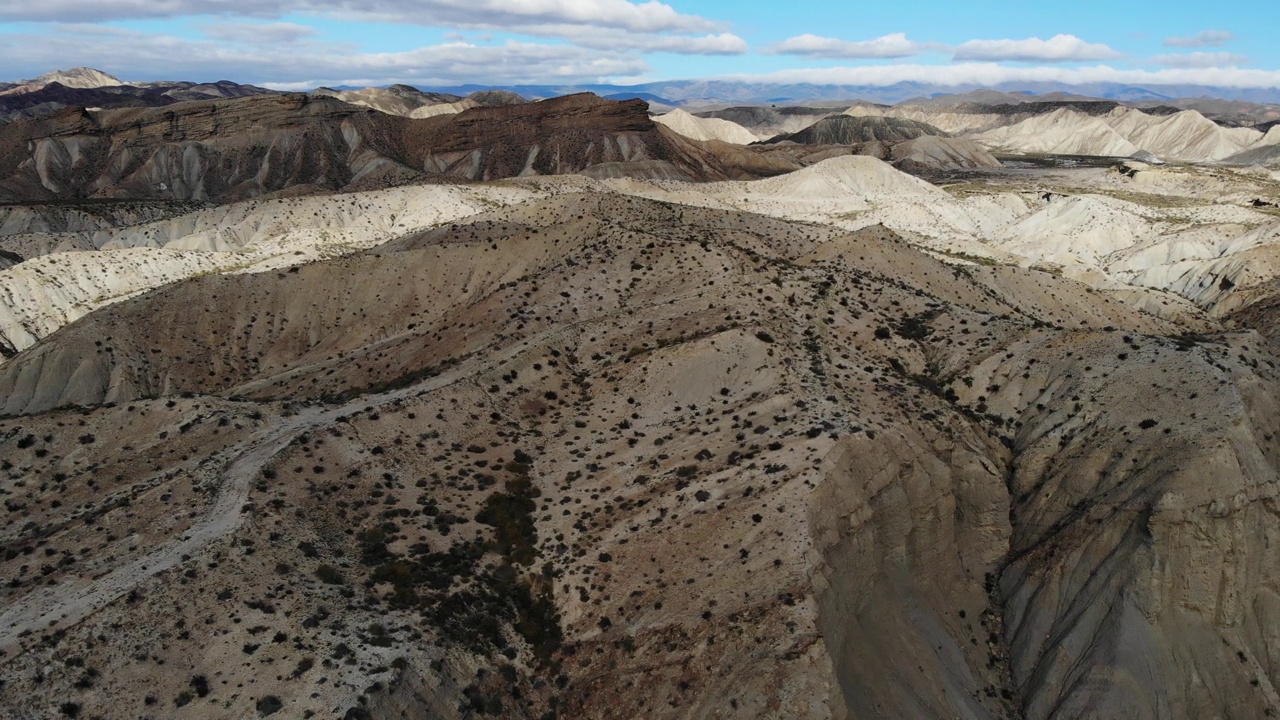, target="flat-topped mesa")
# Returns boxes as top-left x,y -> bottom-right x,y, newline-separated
10,92 -> 618,147
451,92 -> 654,134
399,93 -> 713,181
102,93 -> 362,137
410,93 -> 657,155
0,92 -> 784,202
12,93 -> 364,143
0,94 -> 380,202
